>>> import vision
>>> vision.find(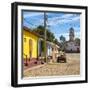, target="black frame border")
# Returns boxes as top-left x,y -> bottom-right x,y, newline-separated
11,2 -> 88,87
